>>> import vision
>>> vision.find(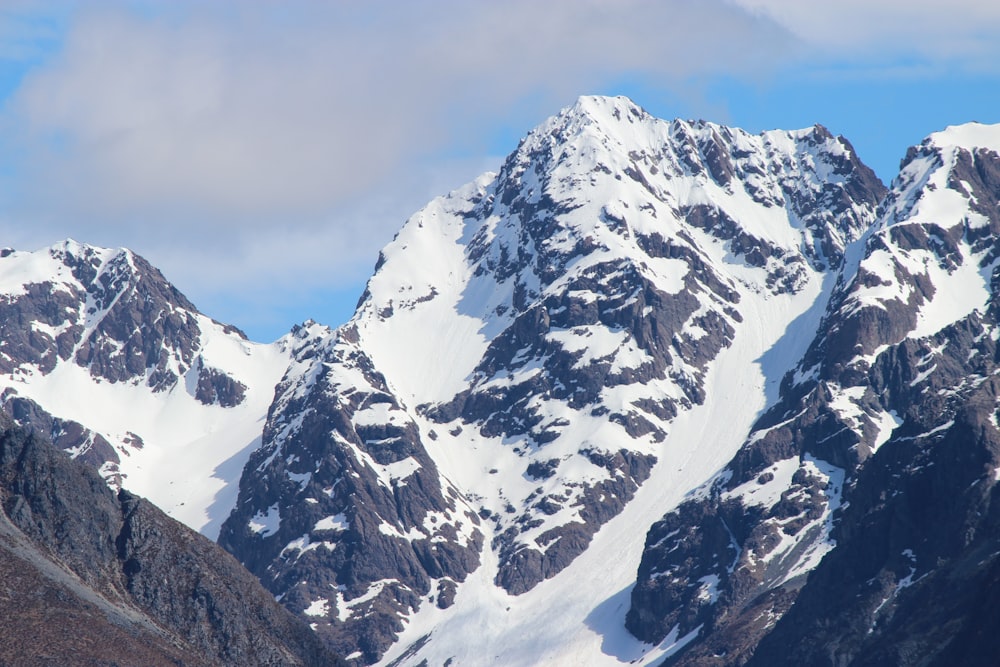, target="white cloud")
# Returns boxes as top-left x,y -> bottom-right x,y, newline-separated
10,1 -> 791,216
5,1 -> 995,338
1,1 -> 792,231
0,0 -> 801,337
730,0 -> 1000,67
